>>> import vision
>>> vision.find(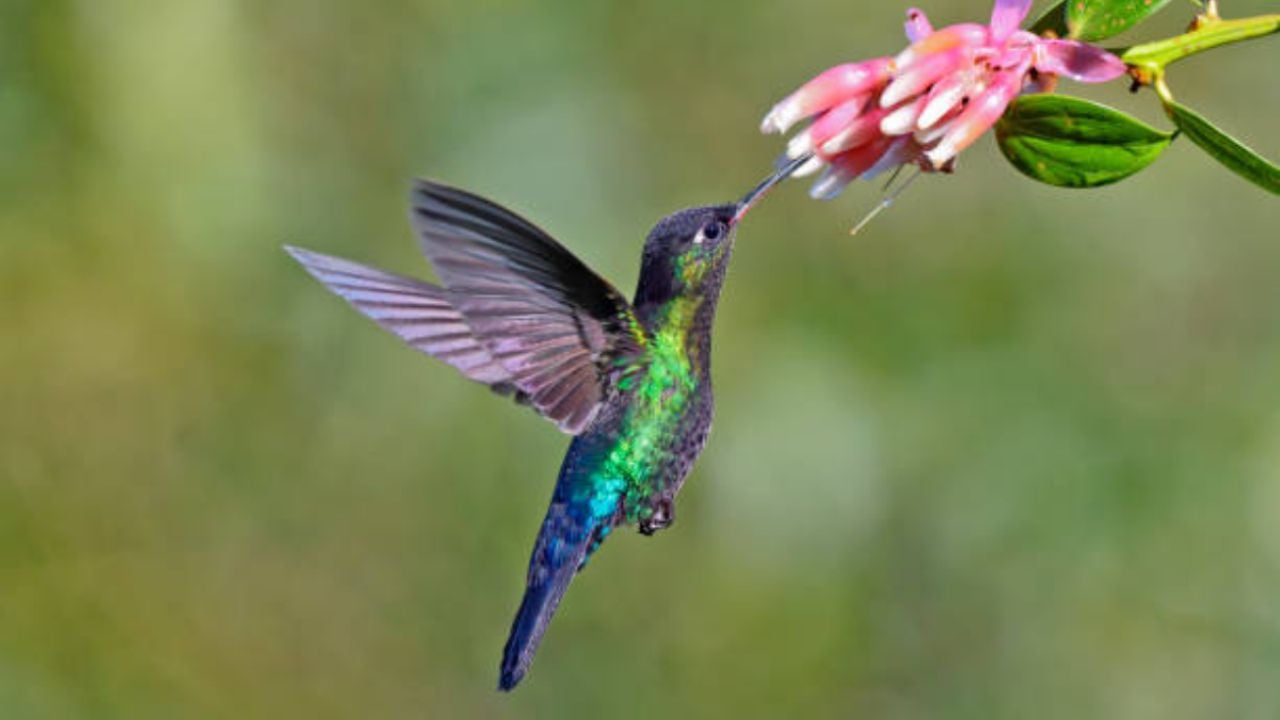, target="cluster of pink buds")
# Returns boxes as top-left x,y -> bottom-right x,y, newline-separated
761,0 -> 1127,199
